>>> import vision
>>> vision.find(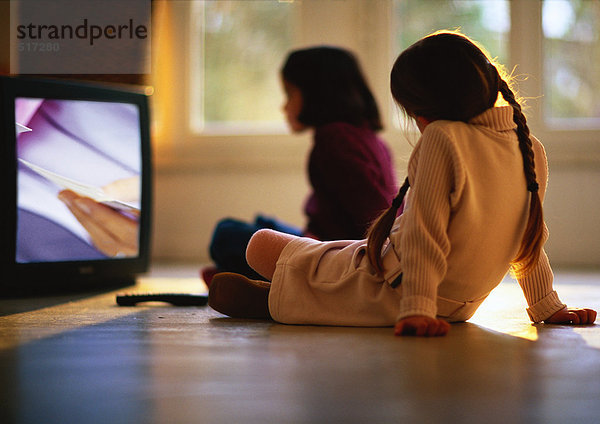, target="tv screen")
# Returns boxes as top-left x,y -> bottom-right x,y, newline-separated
1,76 -> 152,293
